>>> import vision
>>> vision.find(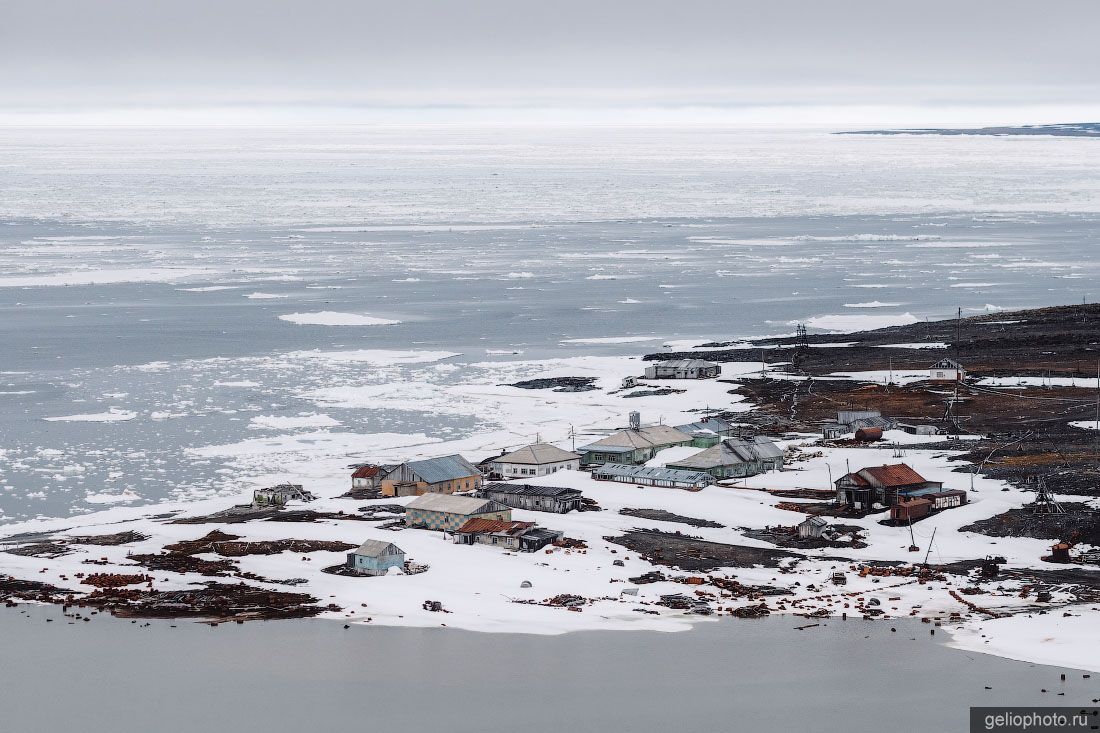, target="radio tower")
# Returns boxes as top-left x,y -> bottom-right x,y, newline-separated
796,323 -> 809,350
1032,477 -> 1064,514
